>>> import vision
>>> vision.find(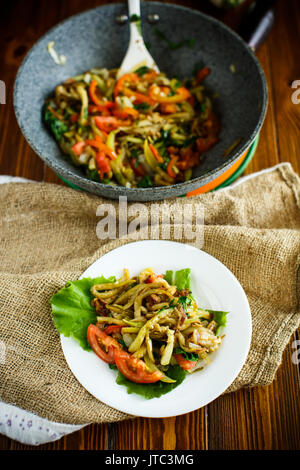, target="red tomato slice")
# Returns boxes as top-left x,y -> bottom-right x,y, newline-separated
72,141 -> 86,156
95,151 -> 111,179
104,325 -> 123,336
145,274 -> 163,283
94,116 -> 120,132
87,324 -> 121,364
130,158 -> 146,177
114,349 -> 164,383
174,354 -> 197,370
